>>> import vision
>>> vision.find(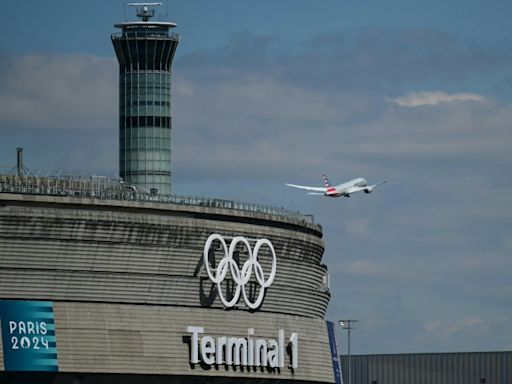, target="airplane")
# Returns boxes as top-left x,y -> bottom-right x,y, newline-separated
286,174 -> 387,198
